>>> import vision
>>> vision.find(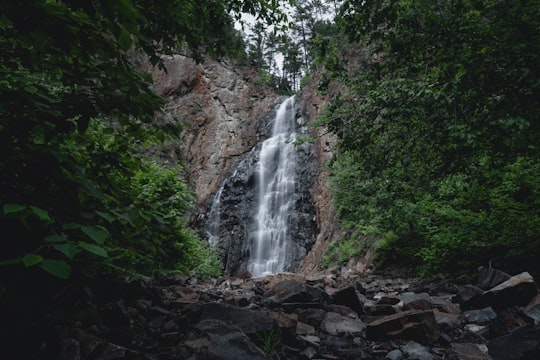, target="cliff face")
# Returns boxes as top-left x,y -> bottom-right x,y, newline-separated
296,79 -> 340,274
150,55 -> 278,206
150,55 -> 338,273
